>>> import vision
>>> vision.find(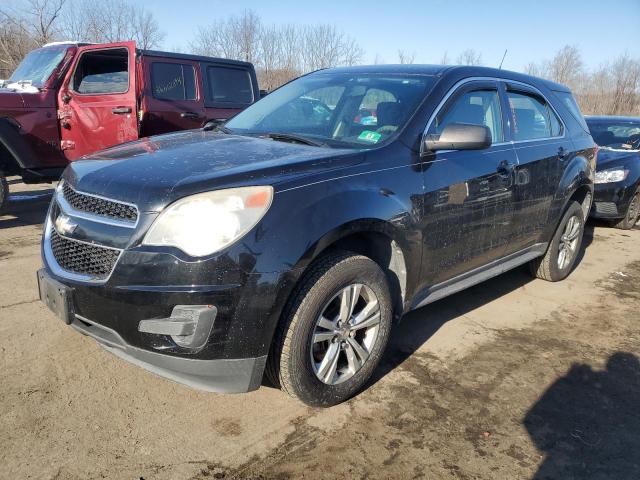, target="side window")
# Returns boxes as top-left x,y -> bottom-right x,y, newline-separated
206,66 -> 253,104
429,89 -> 503,143
73,48 -> 129,94
506,91 -> 560,141
151,63 -> 196,101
